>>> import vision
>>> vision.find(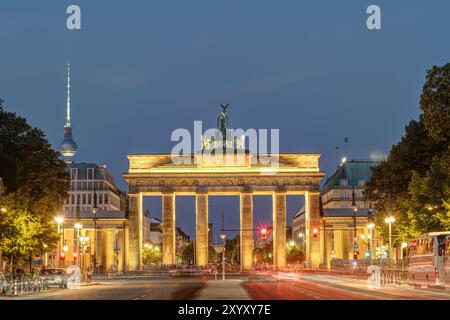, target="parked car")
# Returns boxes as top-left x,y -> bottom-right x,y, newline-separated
41,269 -> 67,288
